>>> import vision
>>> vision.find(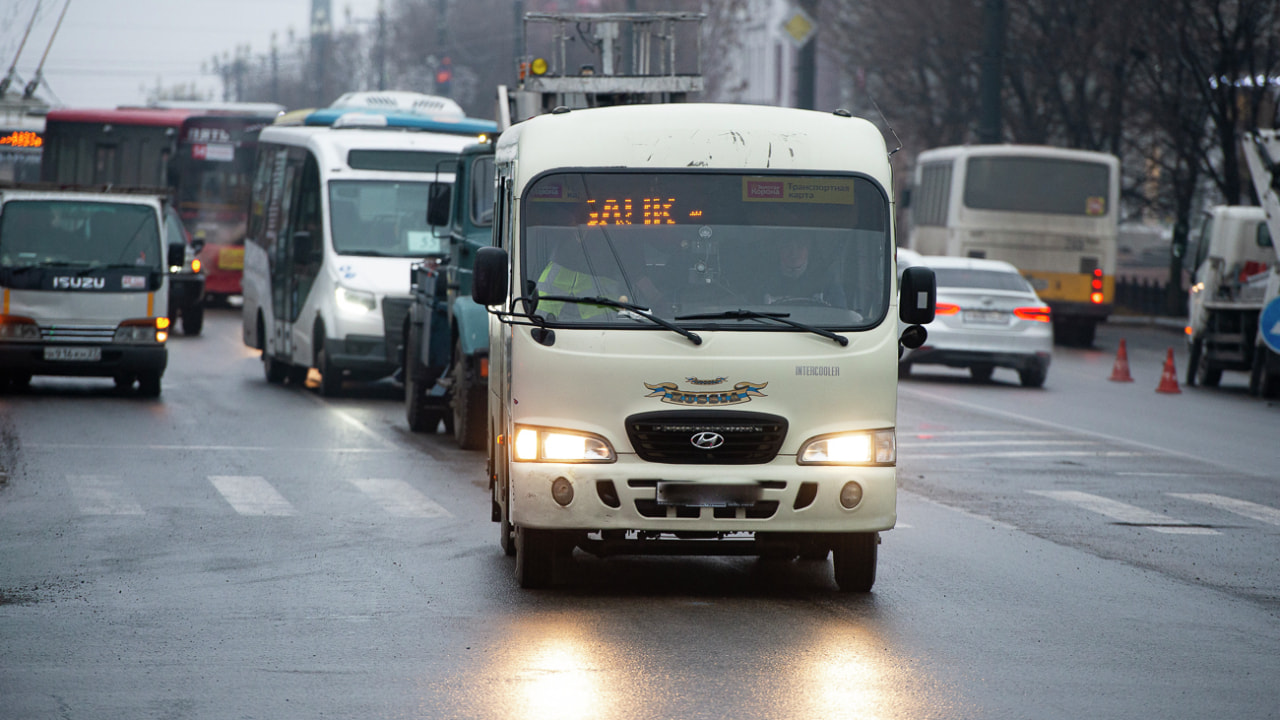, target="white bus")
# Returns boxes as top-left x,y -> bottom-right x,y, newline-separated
470,103 -> 936,591
240,107 -> 496,395
907,144 -> 1120,346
